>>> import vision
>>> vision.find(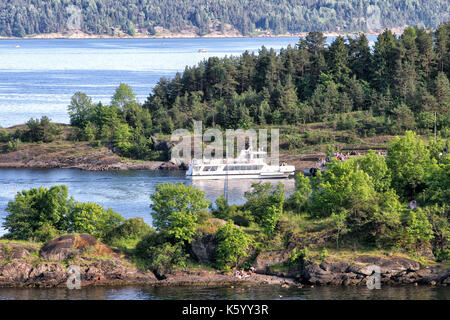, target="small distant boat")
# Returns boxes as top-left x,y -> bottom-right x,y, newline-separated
198,49 -> 208,53
15,44 -> 20,48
